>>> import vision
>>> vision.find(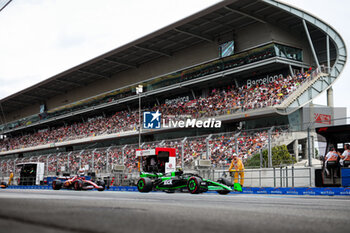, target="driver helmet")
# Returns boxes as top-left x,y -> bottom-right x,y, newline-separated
176,167 -> 183,175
